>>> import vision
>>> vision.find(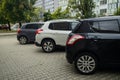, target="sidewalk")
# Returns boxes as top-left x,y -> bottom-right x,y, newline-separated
0,32 -> 16,36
